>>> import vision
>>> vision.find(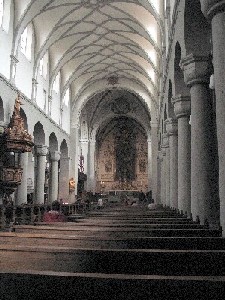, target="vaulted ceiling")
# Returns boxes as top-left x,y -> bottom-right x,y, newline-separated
13,0 -> 164,123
